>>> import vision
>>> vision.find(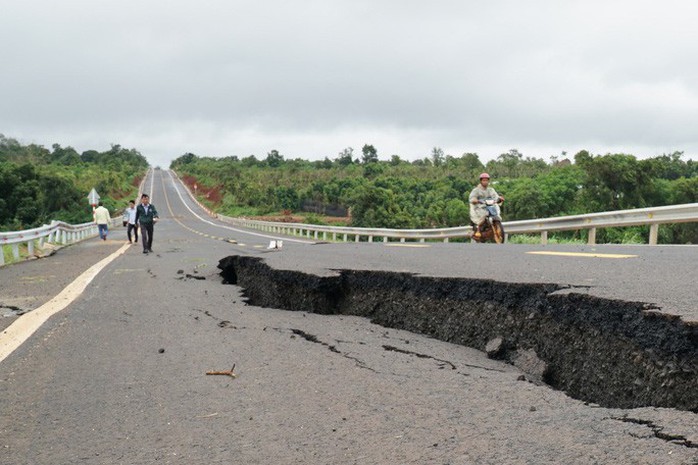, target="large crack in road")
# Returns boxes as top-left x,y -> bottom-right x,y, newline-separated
218,255 -> 698,412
